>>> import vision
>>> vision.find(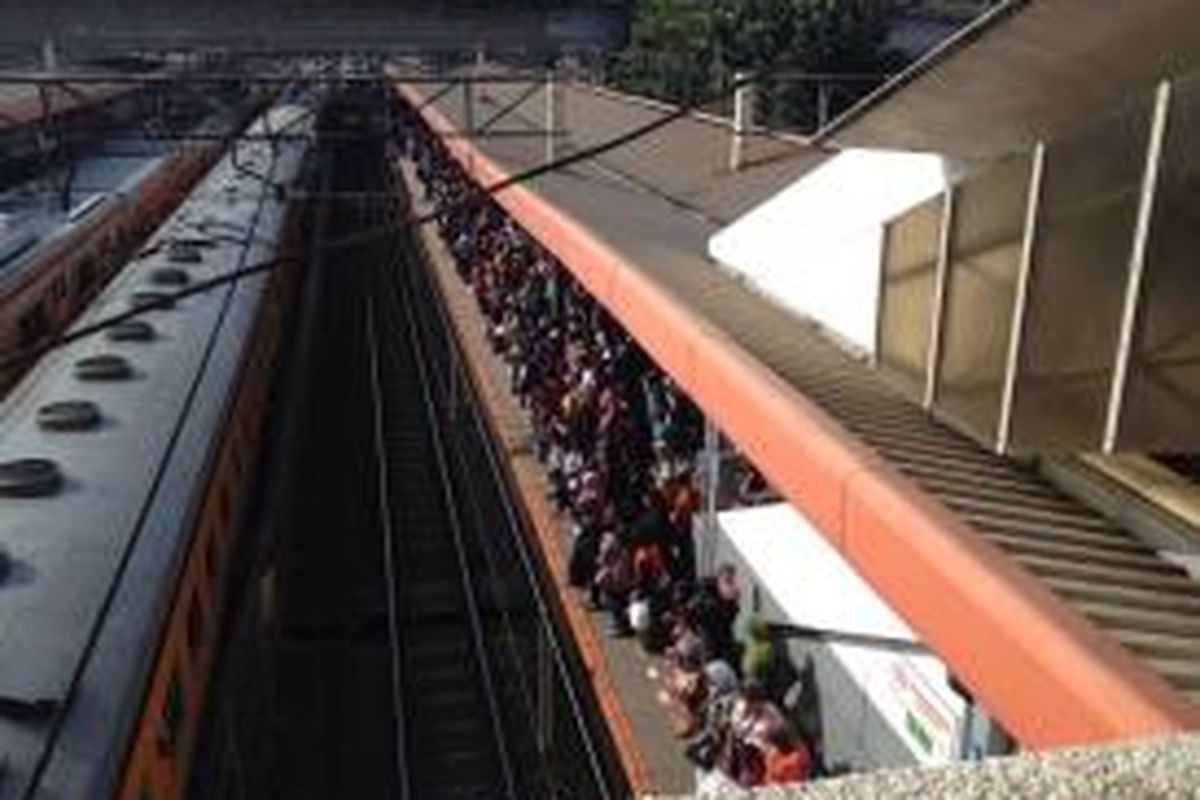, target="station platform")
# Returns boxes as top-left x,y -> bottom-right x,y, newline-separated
395,73 -> 1200,755
400,156 -> 697,795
